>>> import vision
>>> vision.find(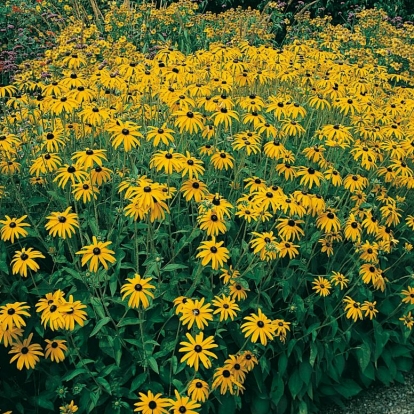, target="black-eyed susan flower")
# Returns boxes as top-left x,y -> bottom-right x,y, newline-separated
187,379 -> 209,402
107,120 -> 143,152
41,129 -> 67,152
343,174 -> 368,193
210,150 -> 234,171
211,107 -> 239,129
358,241 -> 379,263
330,271 -> 349,289
174,110 -> 204,134
134,390 -> 170,414
0,325 -> 24,347
312,276 -> 331,297
361,301 -> 378,319
39,299 -> 66,331
220,266 -> 240,285
146,125 -> 175,147
241,308 -> 275,346
201,194 -> 233,219
45,339 -> 68,362
0,302 -> 30,331
71,148 -> 107,169
224,354 -> 248,383
359,263 -> 381,285
45,207 -> 79,239
53,163 -> 88,189
276,218 -> 305,241
343,296 -> 363,322
406,215 -> 414,230
400,312 -> 414,330
250,231 -> 278,261
150,149 -> 183,175
180,179 -> 209,202
316,209 -> 341,233
344,213 -> 362,242
59,400 -> 78,414
61,295 -> 88,331
272,318 -> 291,338
179,332 -> 218,371
196,238 -> 230,270
0,215 -> 30,243
212,366 -> 244,395
11,247 -> 45,278
198,211 -> 227,237
229,280 -> 249,301
120,274 -> 155,309
180,152 -> 205,179
169,390 -> 201,414
90,166 -> 112,186
76,236 -> 116,272
240,350 -> 258,371
401,286 -> 414,305
276,240 -> 300,259
179,298 -> 213,330
72,180 -> 100,203
212,295 -> 240,321
9,333 -> 44,370
296,166 -> 325,188
29,153 -> 62,176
